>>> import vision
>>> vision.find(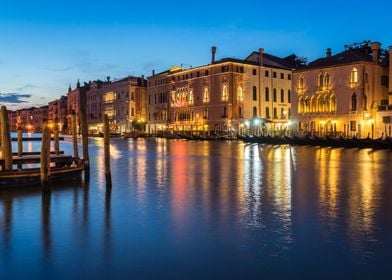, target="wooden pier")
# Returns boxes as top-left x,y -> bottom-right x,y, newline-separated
0,105 -> 89,190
